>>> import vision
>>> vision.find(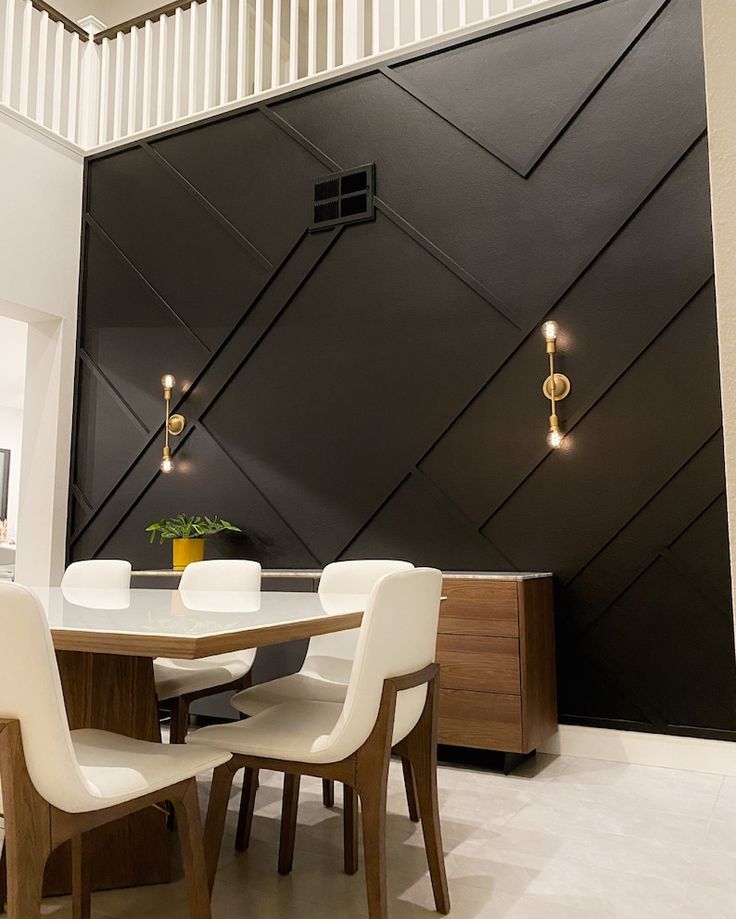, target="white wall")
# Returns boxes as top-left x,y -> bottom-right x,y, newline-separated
702,0 -> 736,645
0,110 -> 84,585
